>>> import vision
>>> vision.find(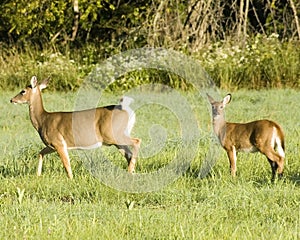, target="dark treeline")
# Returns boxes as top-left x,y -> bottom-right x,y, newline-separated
0,0 -> 299,91
0,0 -> 299,52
